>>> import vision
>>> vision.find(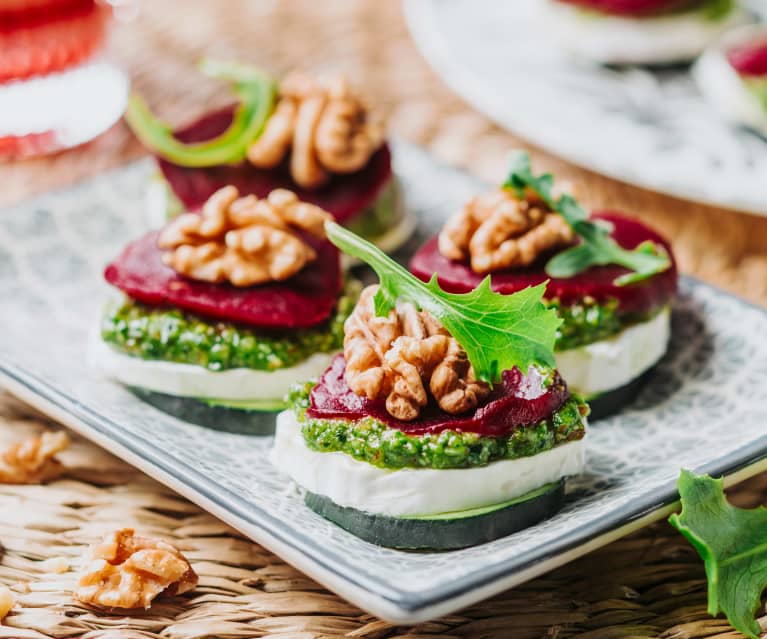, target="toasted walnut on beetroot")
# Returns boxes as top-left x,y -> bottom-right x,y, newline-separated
343,285 -> 490,421
74,528 -> 198,610
158,185 -> 333,286
247,72 -> 384,189
438,188 -> 574,275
